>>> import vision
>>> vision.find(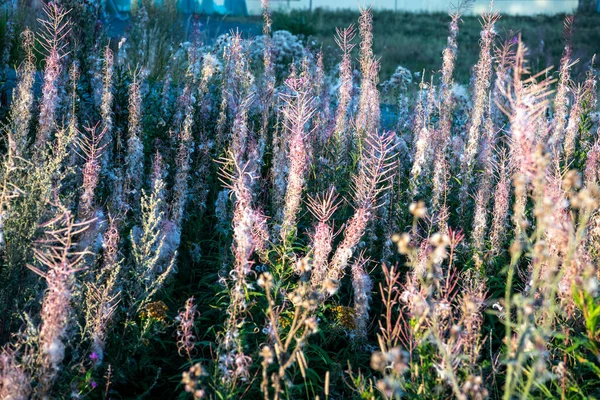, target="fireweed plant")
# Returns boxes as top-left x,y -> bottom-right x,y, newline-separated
0,1 -> 599,399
